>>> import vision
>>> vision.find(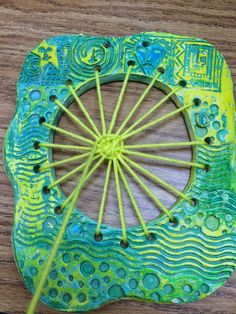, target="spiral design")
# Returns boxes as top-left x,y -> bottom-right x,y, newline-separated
70,36 -> 120,79
19,53 -> 41,83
